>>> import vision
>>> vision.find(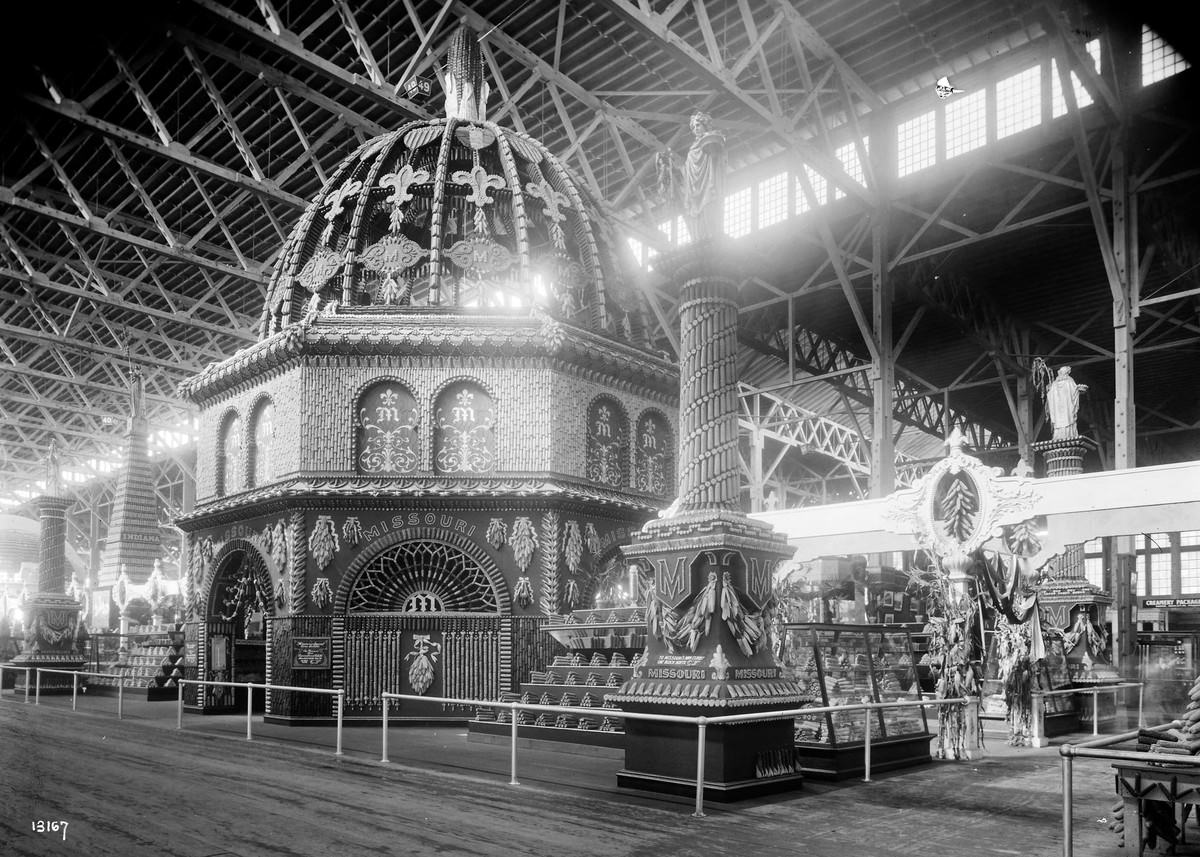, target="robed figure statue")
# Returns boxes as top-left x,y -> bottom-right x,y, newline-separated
682,111 -> 727,241
1034,359 -> 1088,440
657,111 -> 728,243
